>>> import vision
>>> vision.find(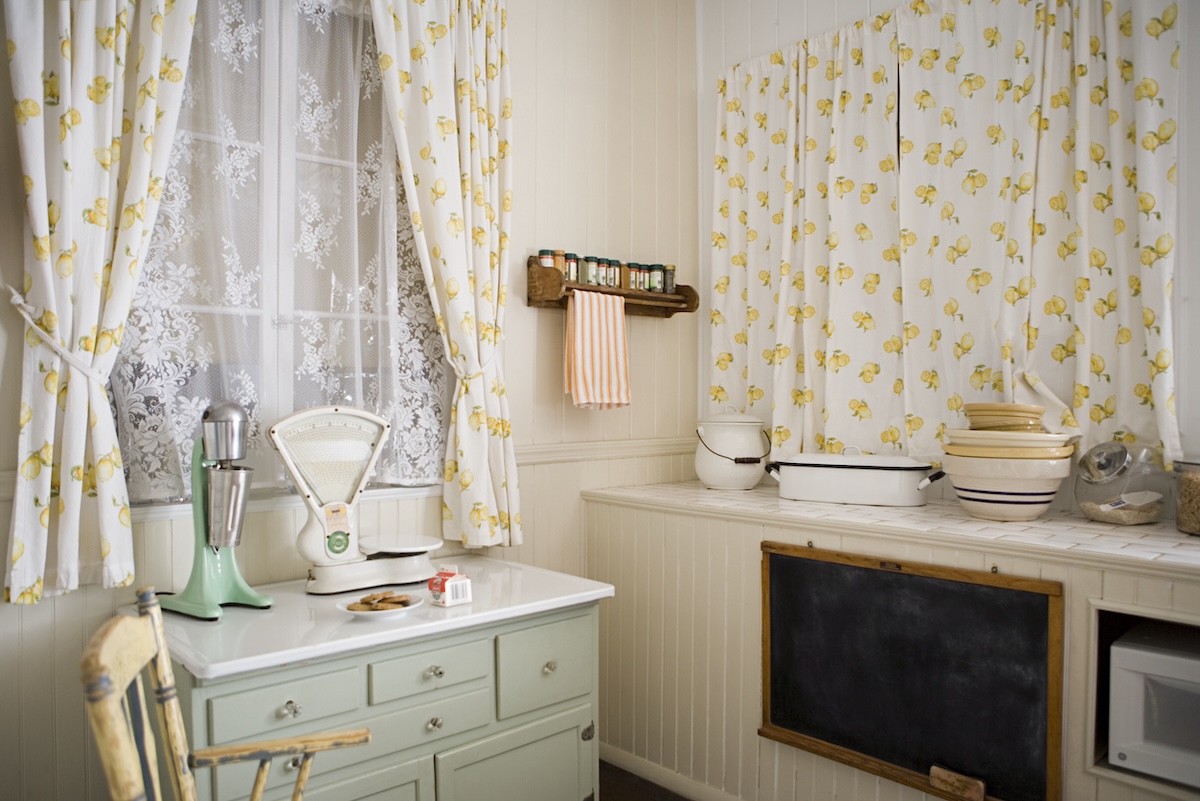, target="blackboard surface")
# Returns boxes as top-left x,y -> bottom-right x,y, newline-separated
762,543 -> 1062,801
